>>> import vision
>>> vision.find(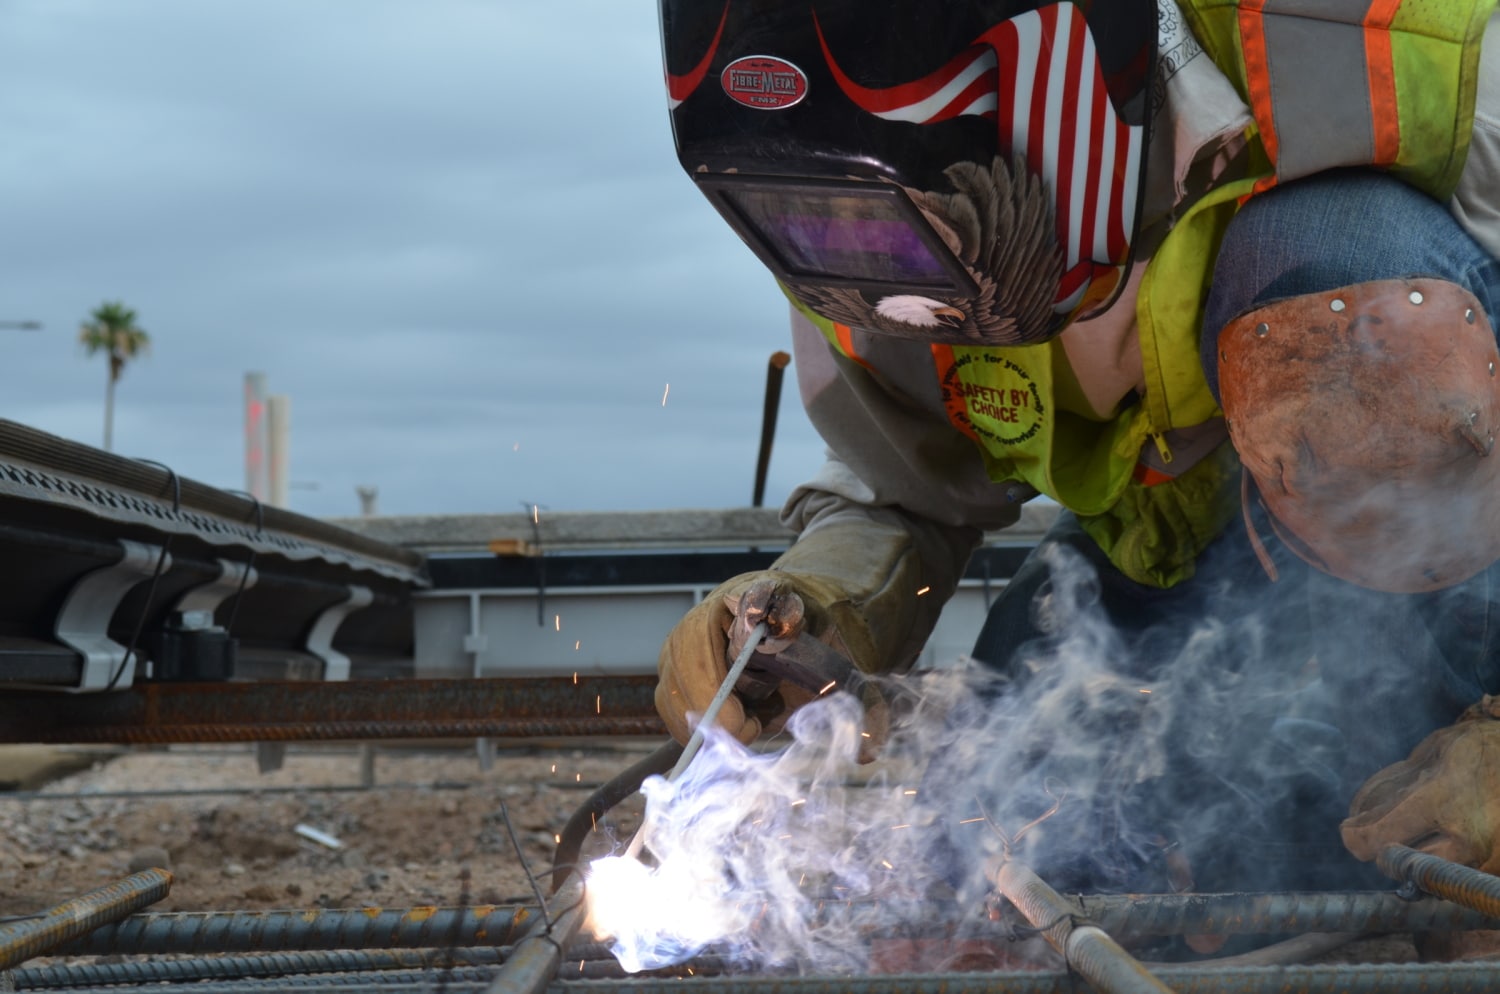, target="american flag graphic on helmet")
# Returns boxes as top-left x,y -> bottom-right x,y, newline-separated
816,3 -> 1142,313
